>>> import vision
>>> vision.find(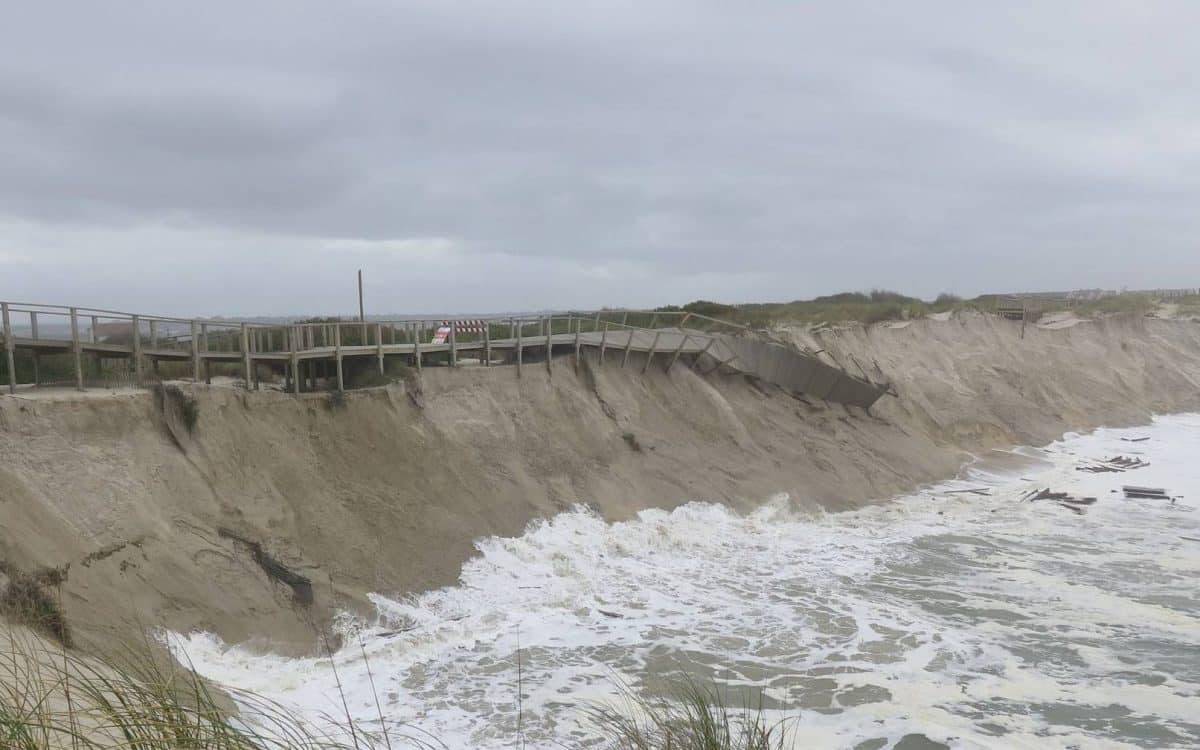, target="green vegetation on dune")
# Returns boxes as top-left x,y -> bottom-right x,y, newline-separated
651,289 -> 1199,329
654,290 -> 982,328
